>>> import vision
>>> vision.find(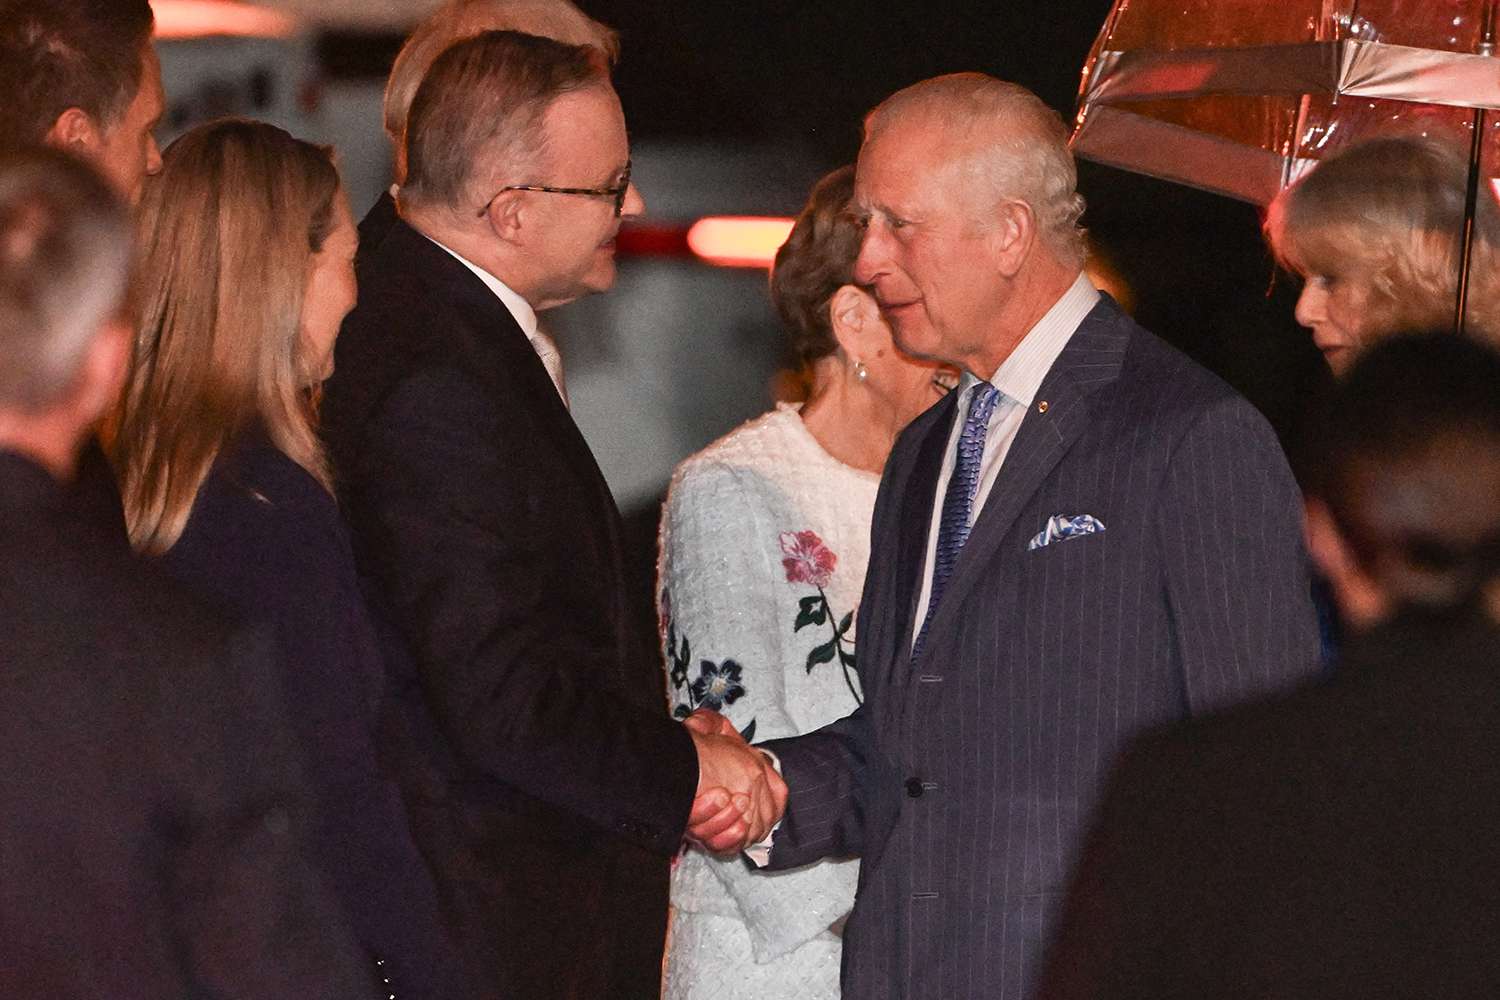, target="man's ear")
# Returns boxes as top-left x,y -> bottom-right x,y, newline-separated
989,200 -> 1036,279
71,319 -> 132,428
1305,498 -> 1388,630
827,284 -> 885,362
45,108 -> 105,158
480,189 -> 528,246
1305,500 -> 1351,587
